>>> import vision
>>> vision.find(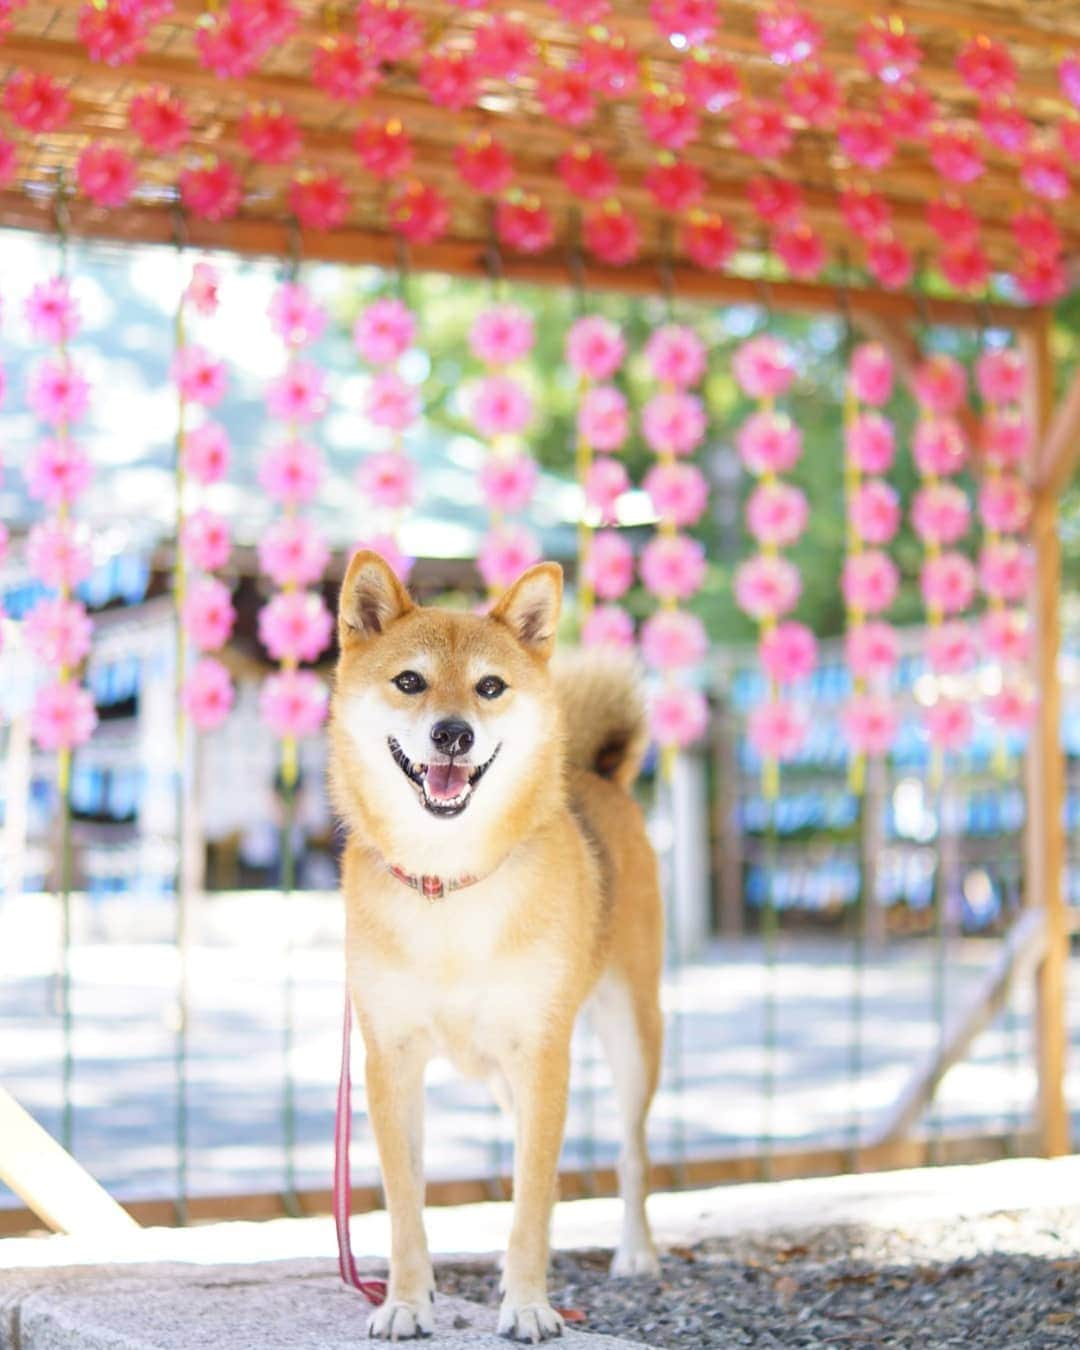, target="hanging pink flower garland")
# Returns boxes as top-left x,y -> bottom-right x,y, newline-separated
465,303 -> 541,597
639,323 -> 710,767
732,335 -> 813,797
352,296 -> 420,581
257,280 -> 332,776
174,260 -> 236,732
842,343 -> 901,780
910,354 -> 977,778
975,346 -> 1036,745
566,315 -> 634,647
23,275 -> 97,766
